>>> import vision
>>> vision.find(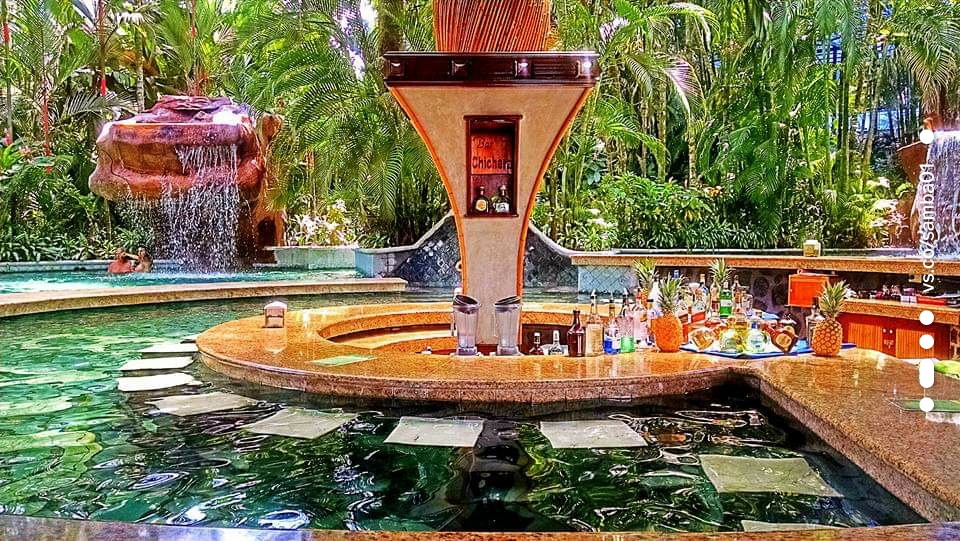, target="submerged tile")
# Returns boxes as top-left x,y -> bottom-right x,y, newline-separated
384,417 -> 483,447
120,356 -> 194,372
741,520 -> 839,532
700,455 -> 841,497
147,392 -> 257,416
117,373 -> 201,392
243,409 -> 357,439
539,420 -> 648,449
138,342 -> 198,357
